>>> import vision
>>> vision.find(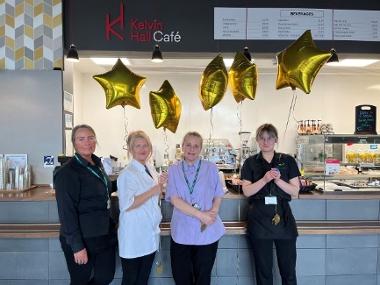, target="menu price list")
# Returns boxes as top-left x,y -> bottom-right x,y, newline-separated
214,8 -> 246,40
247,8 -> 332,40
214,7 -> 380,42
334,10 -> 380,42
